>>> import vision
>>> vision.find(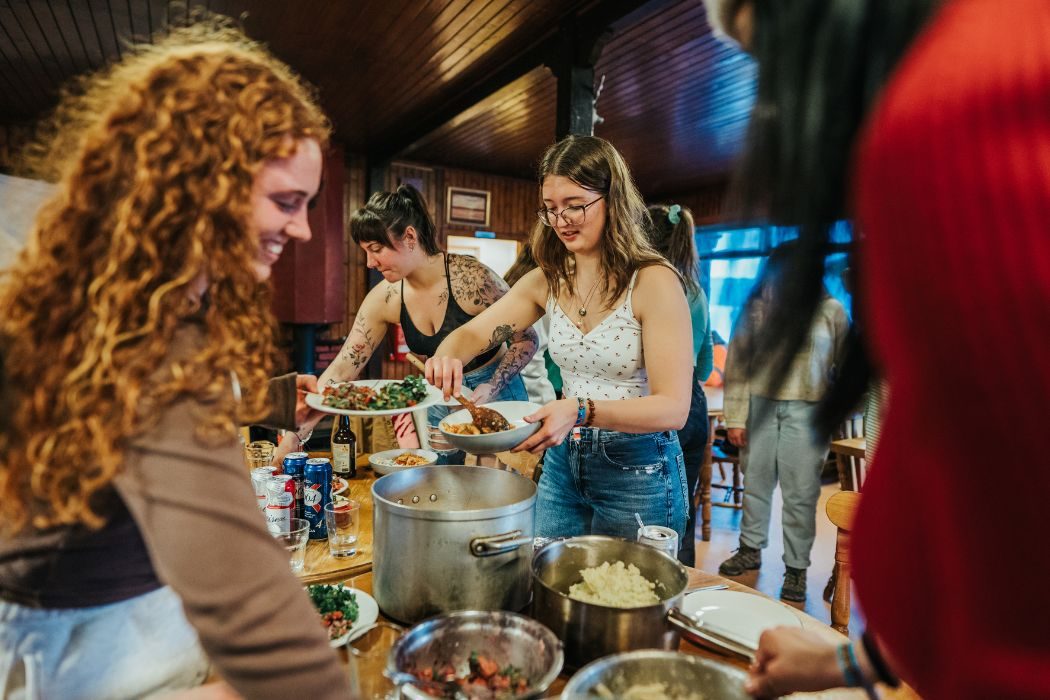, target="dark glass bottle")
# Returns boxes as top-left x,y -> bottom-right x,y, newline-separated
331,415 -> 357,478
